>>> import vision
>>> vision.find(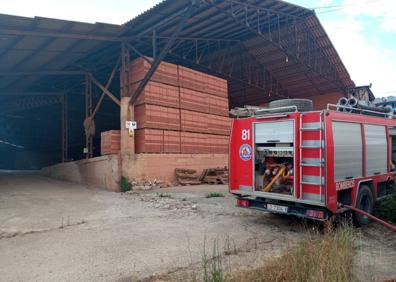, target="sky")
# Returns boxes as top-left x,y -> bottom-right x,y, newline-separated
1,0 -> 395,97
